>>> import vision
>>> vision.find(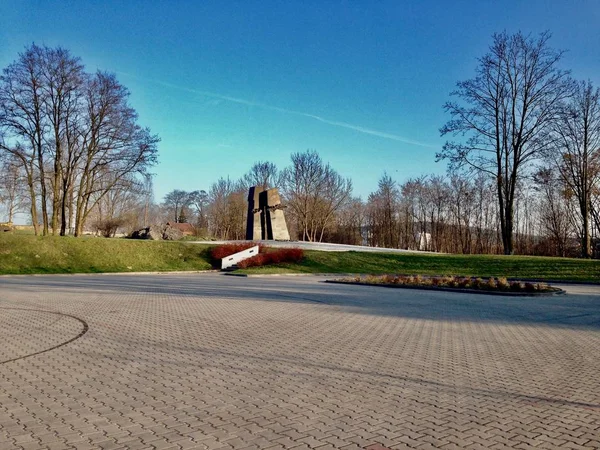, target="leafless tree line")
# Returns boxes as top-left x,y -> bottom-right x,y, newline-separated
439,31 -> 600,257
160,151 -> 353,242
365,171 -> 596,257
0,44 -> 158,236
156,147 -> 596,257
3,35 -> 600,258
